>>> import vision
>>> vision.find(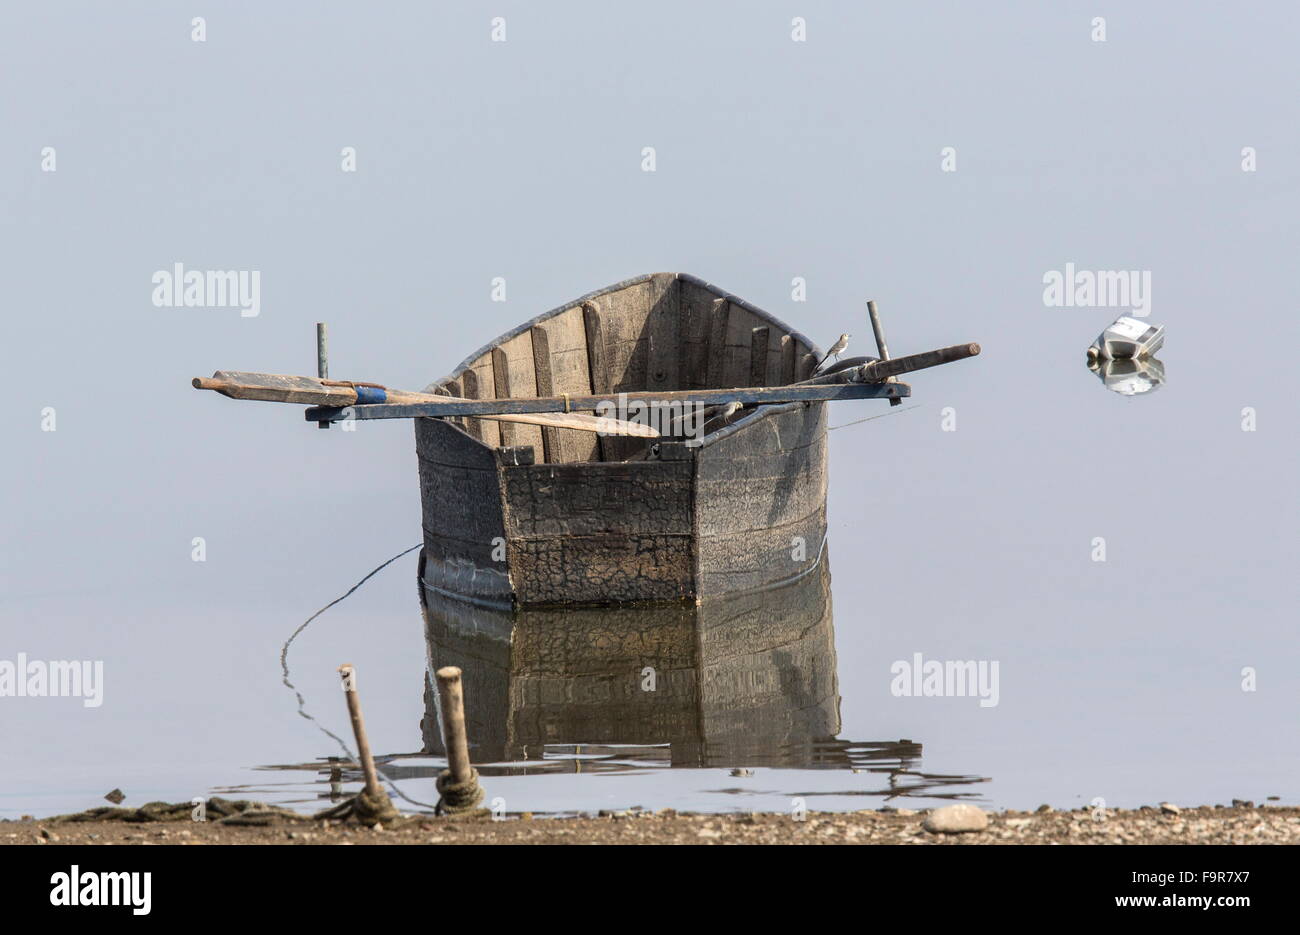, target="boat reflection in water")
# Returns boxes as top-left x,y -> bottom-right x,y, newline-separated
419,552 -> 987,802
1088,355 -> 1165,396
